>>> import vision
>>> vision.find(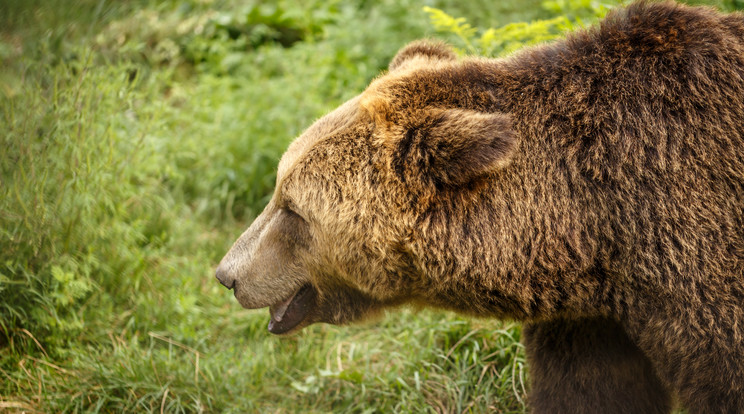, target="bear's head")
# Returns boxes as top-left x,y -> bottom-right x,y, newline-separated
216,40 -> 517,334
